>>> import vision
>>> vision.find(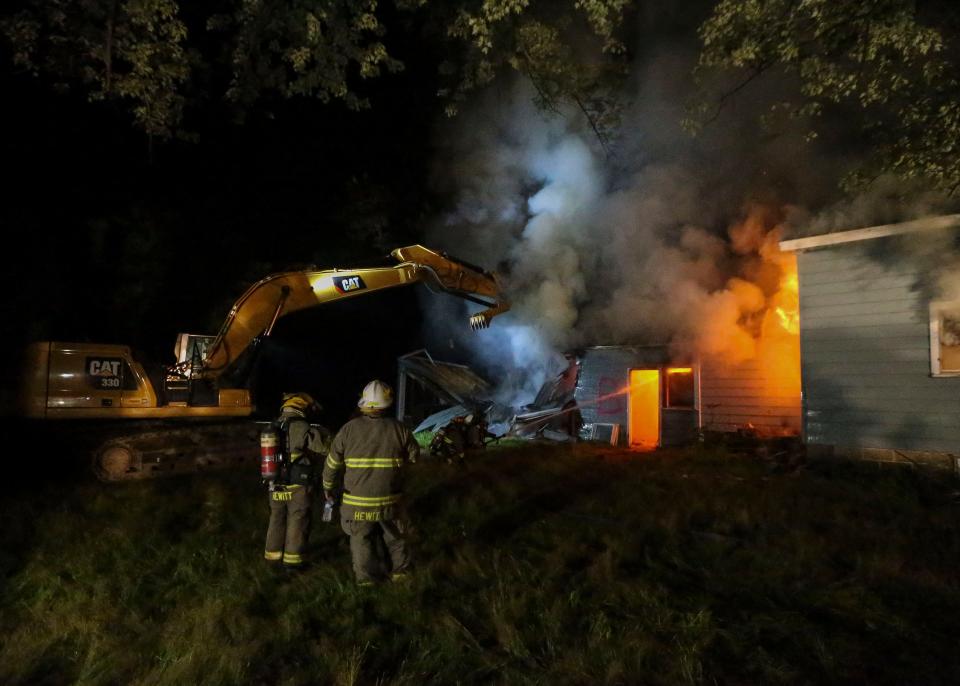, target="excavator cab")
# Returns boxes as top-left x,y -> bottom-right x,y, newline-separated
165,334 -> 219,406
